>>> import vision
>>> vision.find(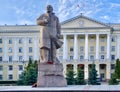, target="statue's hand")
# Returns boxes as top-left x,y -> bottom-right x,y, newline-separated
44,18 -> 49,24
